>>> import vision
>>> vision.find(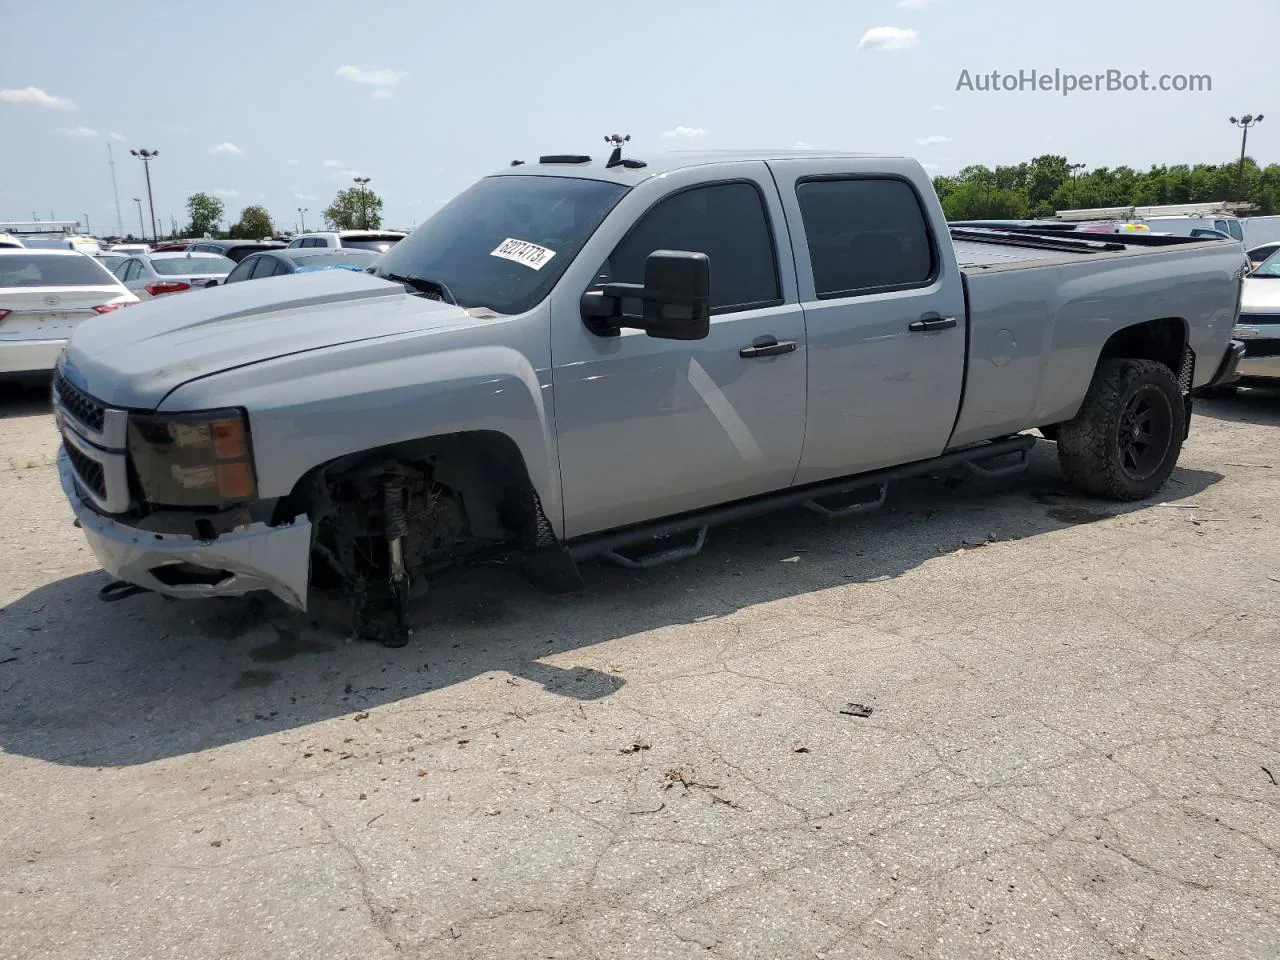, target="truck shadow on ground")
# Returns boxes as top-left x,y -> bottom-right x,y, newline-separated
0,440 -> 1222,768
